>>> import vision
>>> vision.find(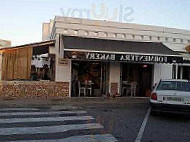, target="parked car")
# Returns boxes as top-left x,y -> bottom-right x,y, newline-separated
150,79 -> 190,114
